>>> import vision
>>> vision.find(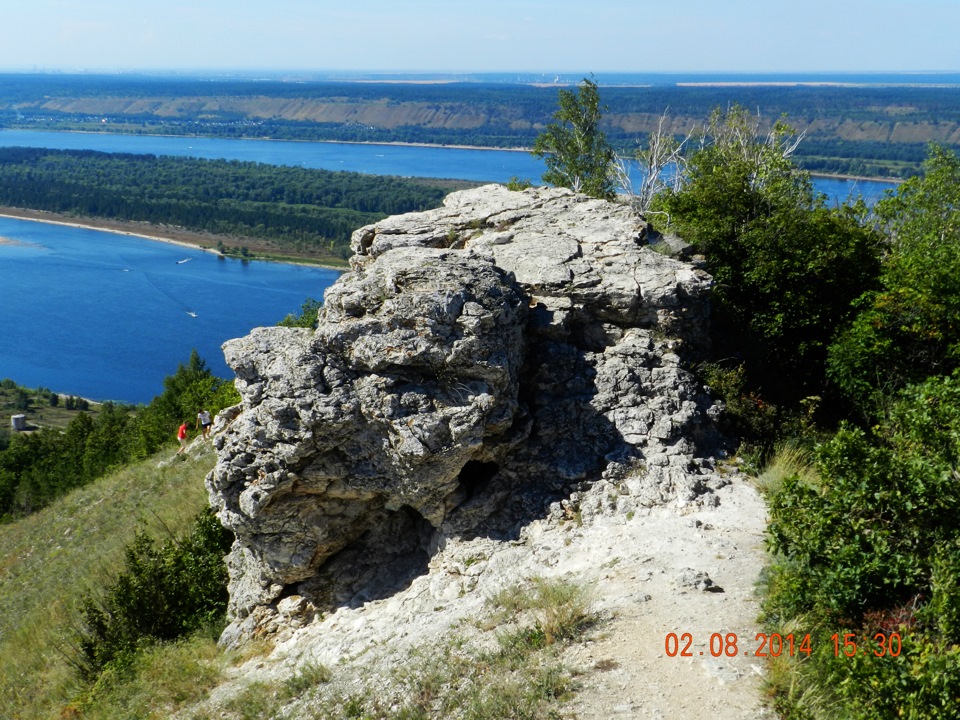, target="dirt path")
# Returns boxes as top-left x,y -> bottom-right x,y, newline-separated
560,478 -> 772,718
